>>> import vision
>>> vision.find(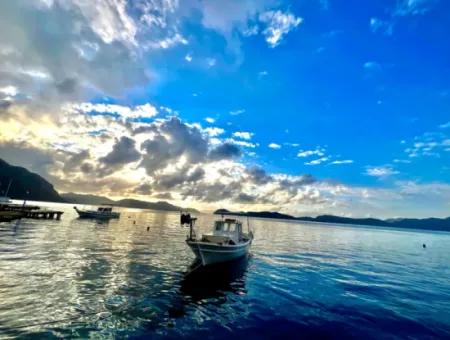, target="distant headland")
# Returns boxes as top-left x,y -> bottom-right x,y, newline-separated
214,209 -> 450,232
